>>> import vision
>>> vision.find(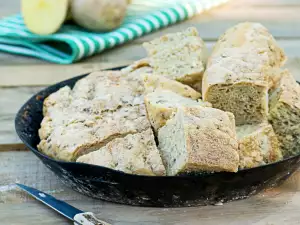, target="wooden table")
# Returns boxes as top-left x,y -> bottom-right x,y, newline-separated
2,0 -> 300,224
